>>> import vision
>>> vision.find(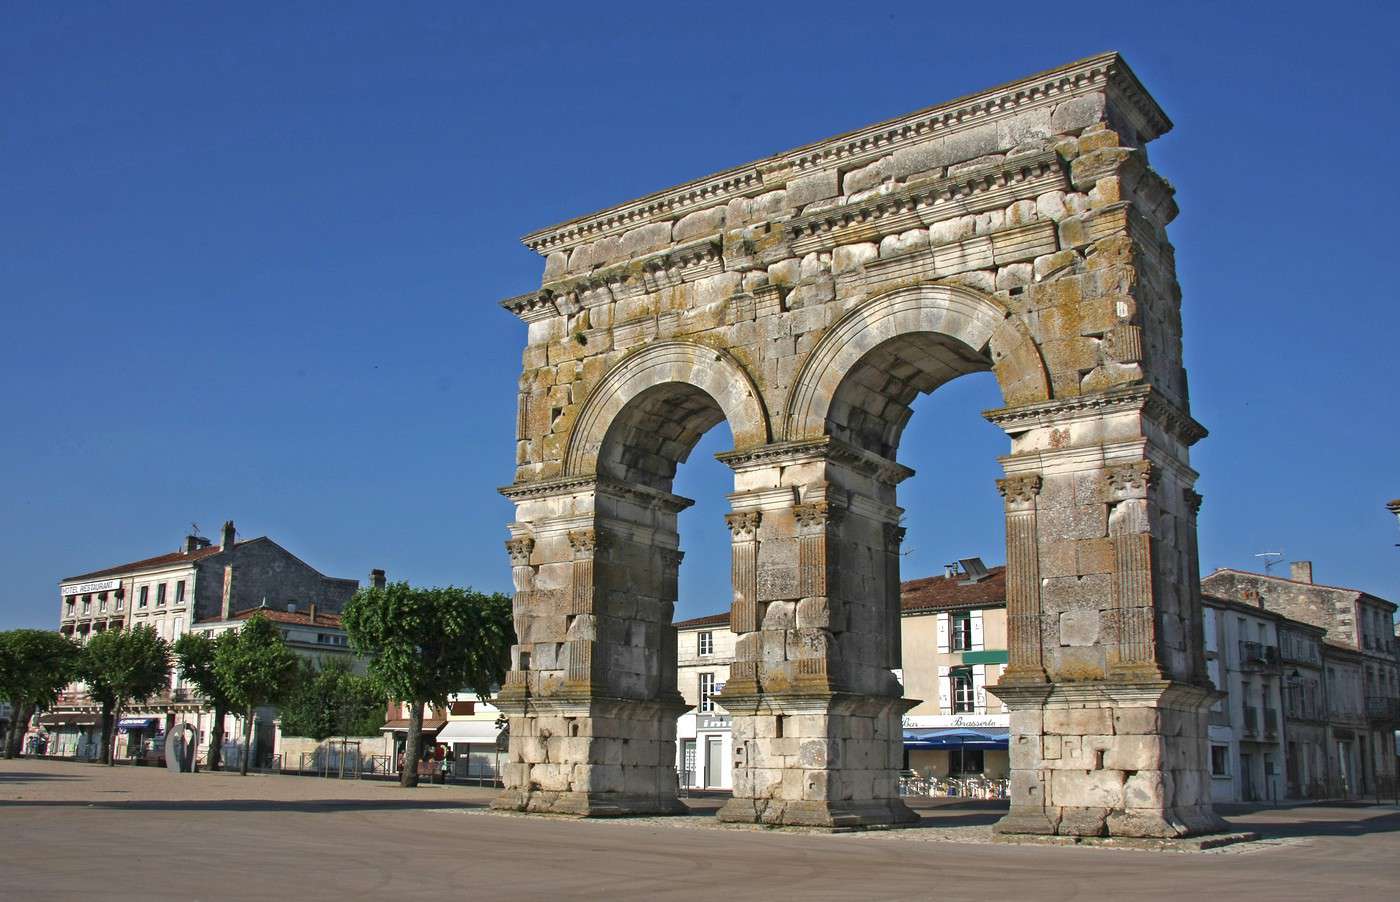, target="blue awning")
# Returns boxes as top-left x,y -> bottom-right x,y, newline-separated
117,717 -> 158,730
903,727 -> 1009,750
